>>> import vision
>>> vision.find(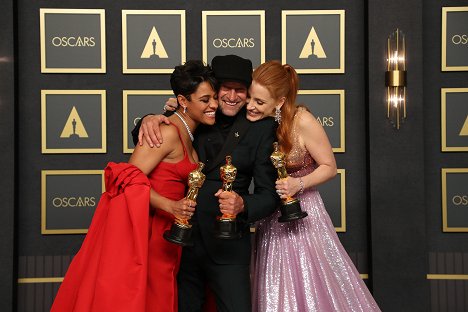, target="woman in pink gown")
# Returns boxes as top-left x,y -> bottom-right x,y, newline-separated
246,61 -> 381,312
